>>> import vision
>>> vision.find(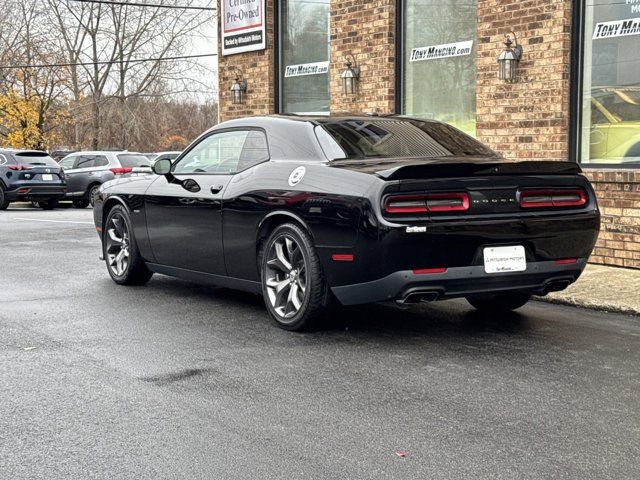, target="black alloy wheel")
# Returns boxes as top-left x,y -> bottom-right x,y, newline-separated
261,223 -> 330,331
103,205 -> 153,285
